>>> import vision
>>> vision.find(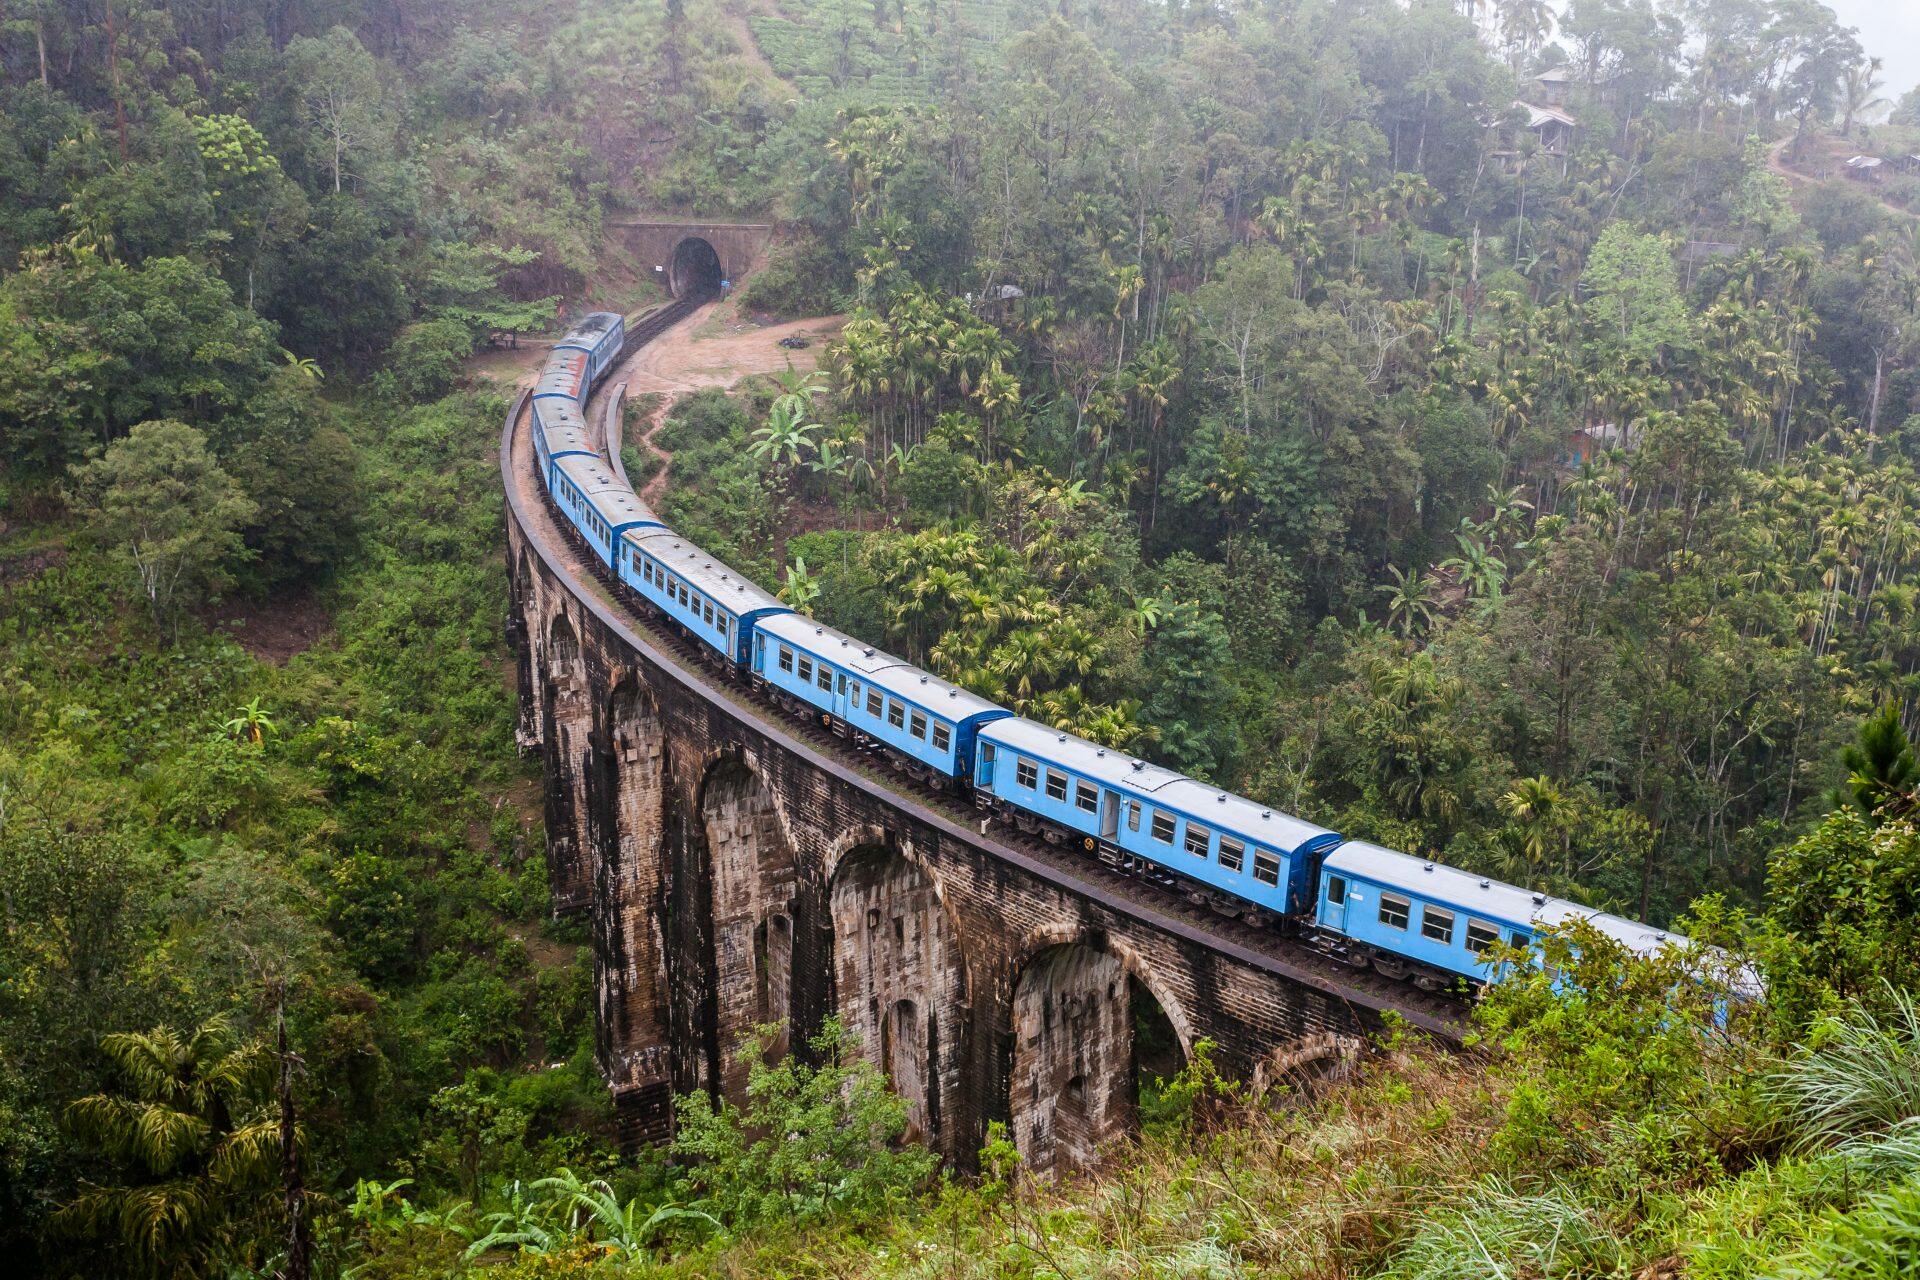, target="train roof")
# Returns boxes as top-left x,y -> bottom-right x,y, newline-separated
1326,841 -> 1684,957
553,454 -> 660,529
536,397 -> 586,431
757,612 -> 1005,722
625,529 -> 787,615
560,312 -> 624,344
542,426 -> 595,459
978,716 -> 1341,855
535,352 -> 589,398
